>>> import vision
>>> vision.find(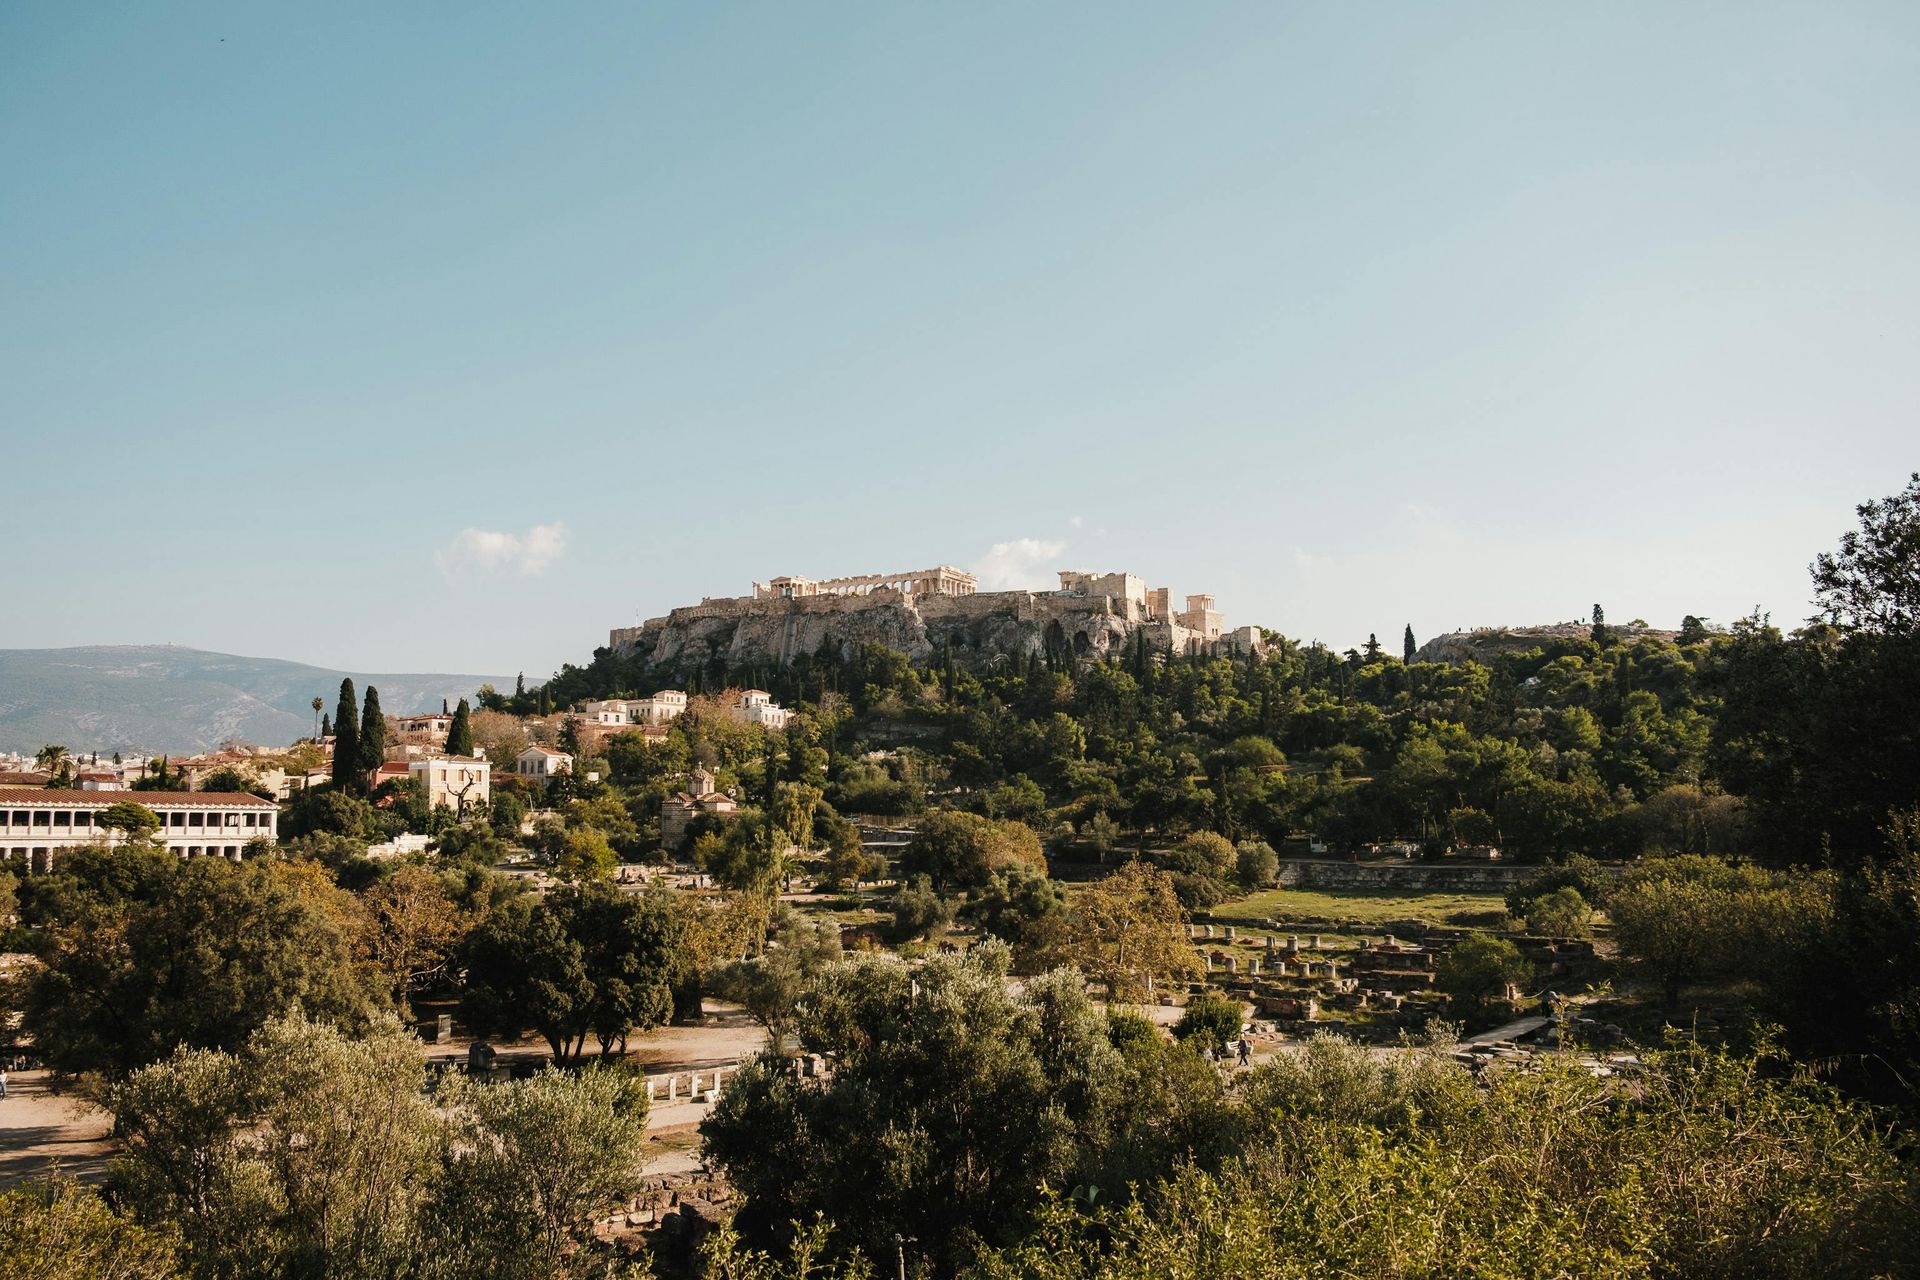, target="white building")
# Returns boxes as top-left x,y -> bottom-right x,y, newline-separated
732,689 -> 792,731
575,691 -> 688,727
410,756 -> 492,812
0,787 -> 279,871
515,745 -> 573,778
